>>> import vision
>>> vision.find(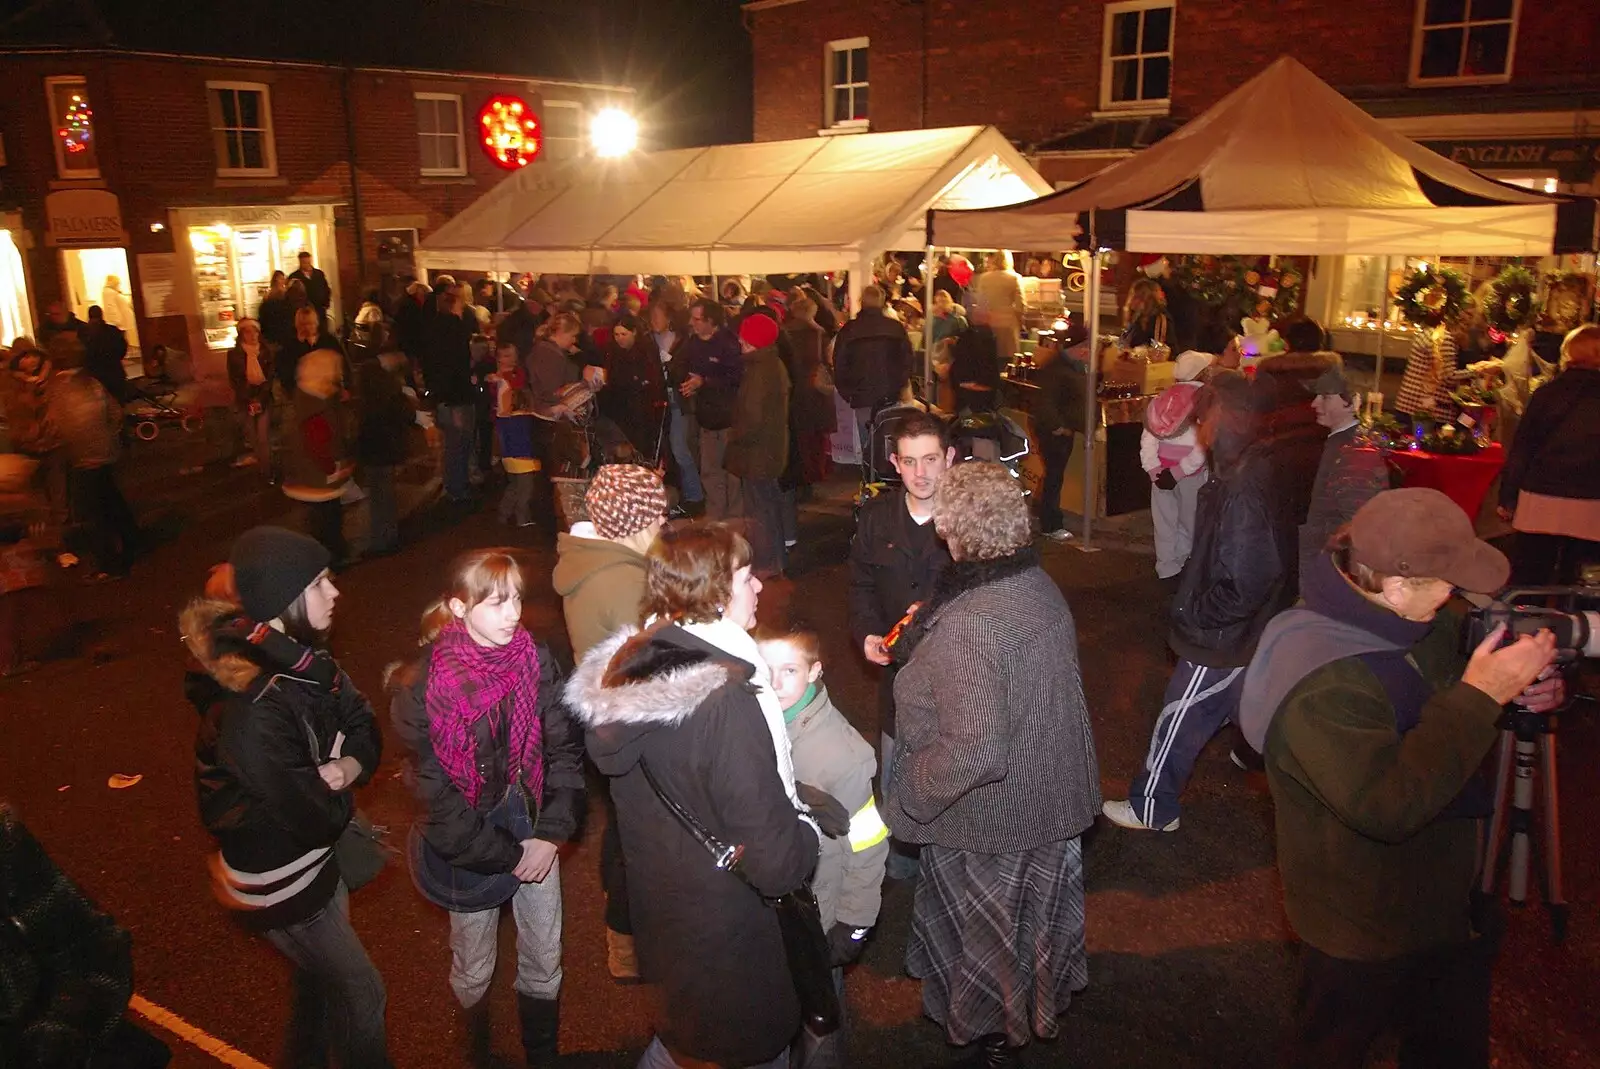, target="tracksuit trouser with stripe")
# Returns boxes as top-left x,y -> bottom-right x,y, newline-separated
1129,660 -> 1245,828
